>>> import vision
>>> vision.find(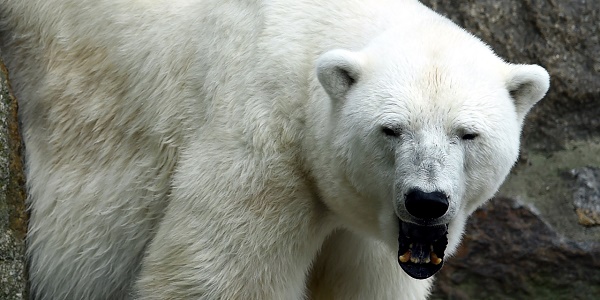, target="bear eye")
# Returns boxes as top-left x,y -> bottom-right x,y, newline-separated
461,133 -> 479,140
381,126 -> 401,138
